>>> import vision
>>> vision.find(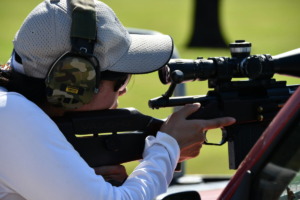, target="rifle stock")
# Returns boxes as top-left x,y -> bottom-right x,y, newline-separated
52,108 -> 163,167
